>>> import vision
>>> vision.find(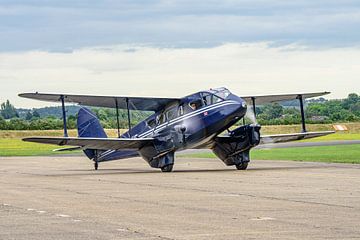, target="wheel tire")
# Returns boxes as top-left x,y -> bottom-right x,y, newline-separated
235,162 -> 248,170
161,164 -> 173,172
94,162 -> 98,170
